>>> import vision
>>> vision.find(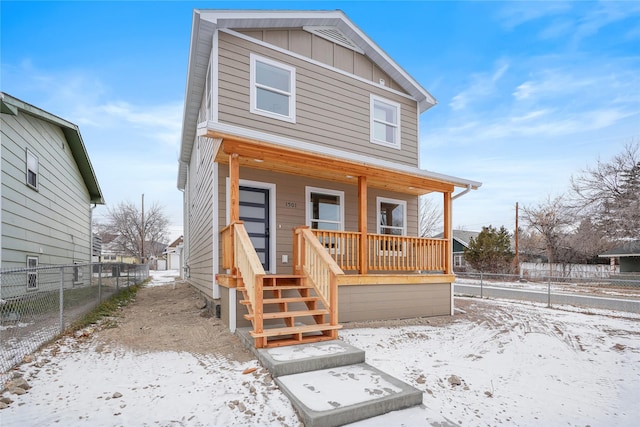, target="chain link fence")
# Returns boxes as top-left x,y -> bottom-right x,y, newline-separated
454,270 -> 640,313
0,263 -> 149,380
